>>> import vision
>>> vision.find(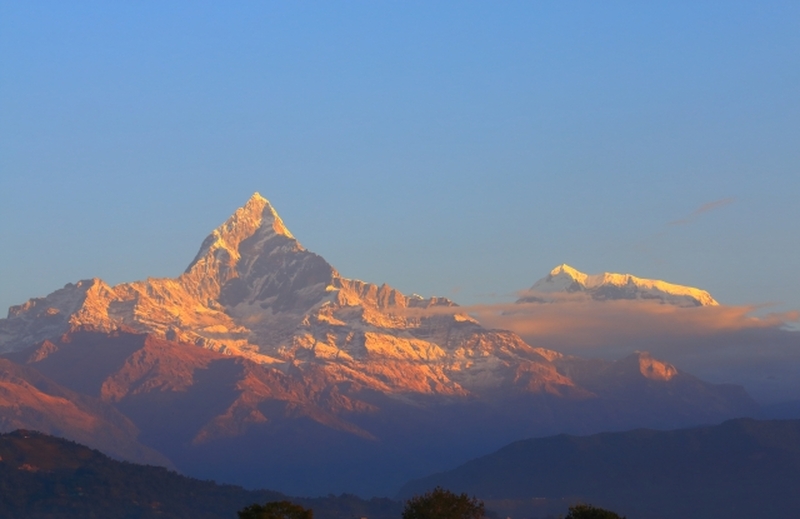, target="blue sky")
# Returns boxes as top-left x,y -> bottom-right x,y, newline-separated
1,1 -> 799,317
